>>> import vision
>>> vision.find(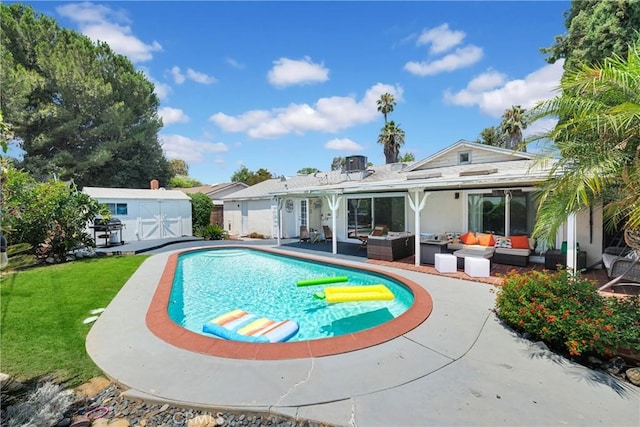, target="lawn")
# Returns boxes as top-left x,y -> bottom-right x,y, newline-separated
0,255 -> 149,386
